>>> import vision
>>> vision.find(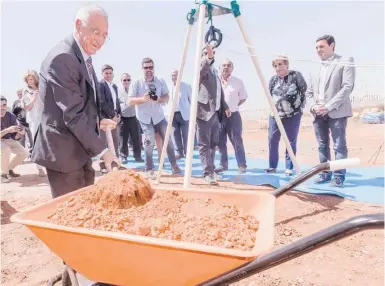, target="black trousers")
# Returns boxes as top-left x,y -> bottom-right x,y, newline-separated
119,116 -> 142,160
46,159 -> 94,198
196,112 -> 220,176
